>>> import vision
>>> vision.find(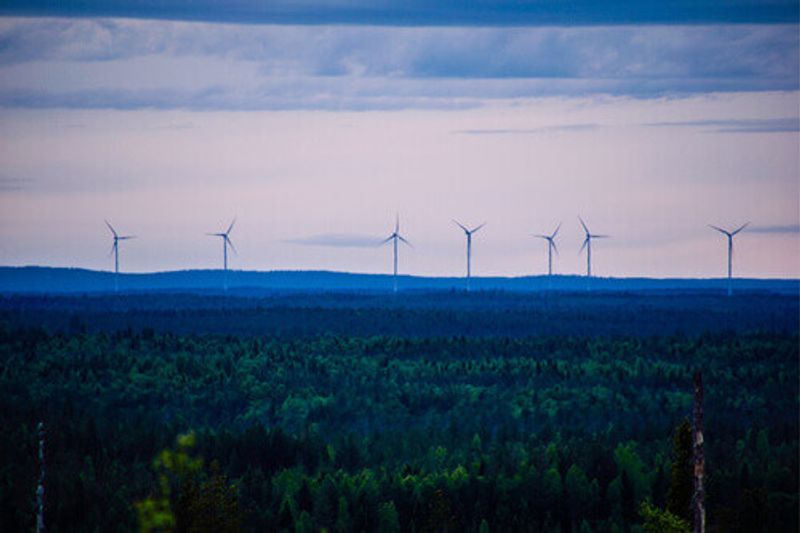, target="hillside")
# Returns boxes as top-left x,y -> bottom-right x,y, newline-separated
0,266 -> 797,294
